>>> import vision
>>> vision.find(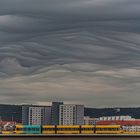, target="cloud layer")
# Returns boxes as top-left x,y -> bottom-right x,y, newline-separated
0,0 -> 140,107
